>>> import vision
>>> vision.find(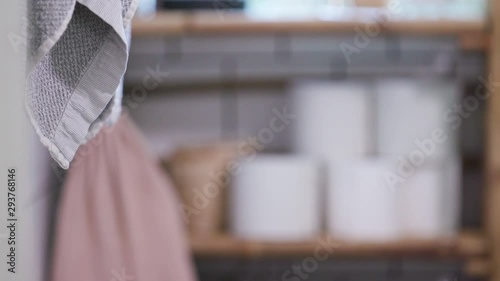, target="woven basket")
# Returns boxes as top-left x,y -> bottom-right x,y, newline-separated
165,143 -> 237,237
